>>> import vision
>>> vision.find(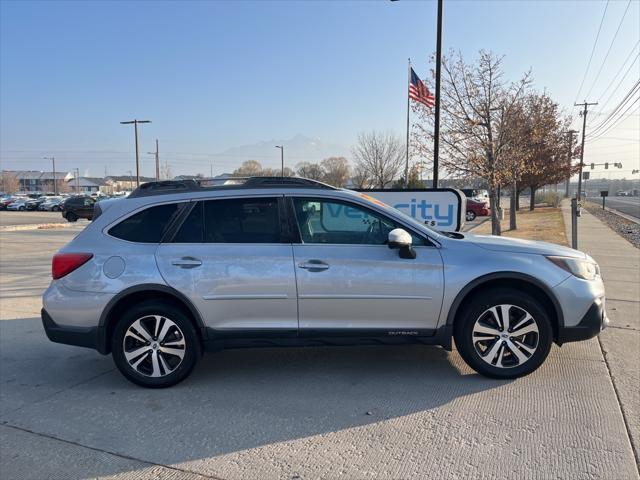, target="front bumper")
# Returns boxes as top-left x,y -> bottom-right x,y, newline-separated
557,298 -> 609,344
